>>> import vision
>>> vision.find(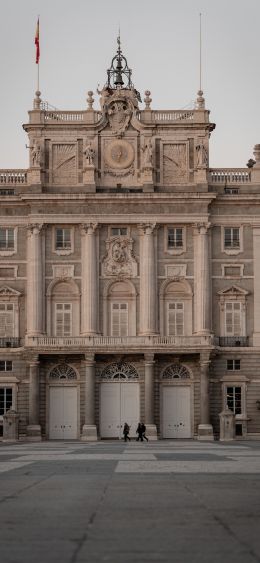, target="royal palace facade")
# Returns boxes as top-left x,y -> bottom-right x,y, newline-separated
1,40 -> 260,441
